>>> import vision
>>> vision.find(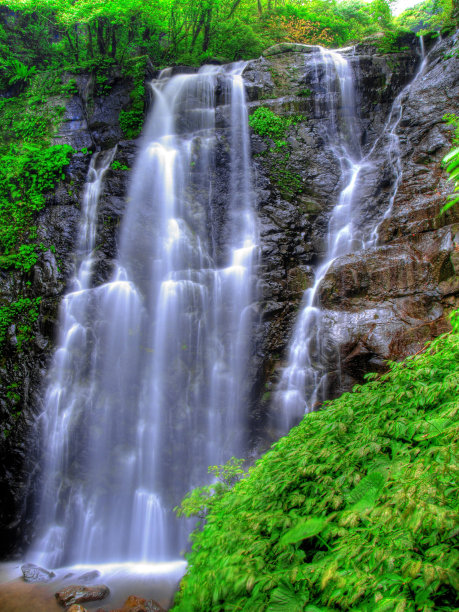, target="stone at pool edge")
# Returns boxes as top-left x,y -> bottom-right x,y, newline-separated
77,570 -> 101,582
21,562 -> 56,583
96,594 -> 167,612
55,584 -> 110,607
120,594 -> 166,612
